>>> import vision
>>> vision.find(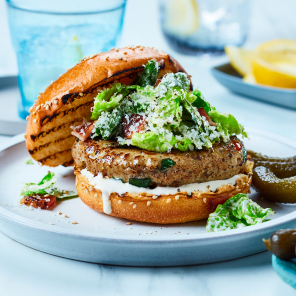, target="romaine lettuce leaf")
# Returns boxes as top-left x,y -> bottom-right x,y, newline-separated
149,90 -> 183,128
93,107 -> 123,140
133,60 -> 159,87
157,72 -> 190,92
91,83 -> 123,120
131,132 -> 178,153
21,172 -> 56,196
209,108 -> 248,138
91,84 -> 137,120
192,89 -> 211,113
206,193 -> 274,232
20,172 -> 78,199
